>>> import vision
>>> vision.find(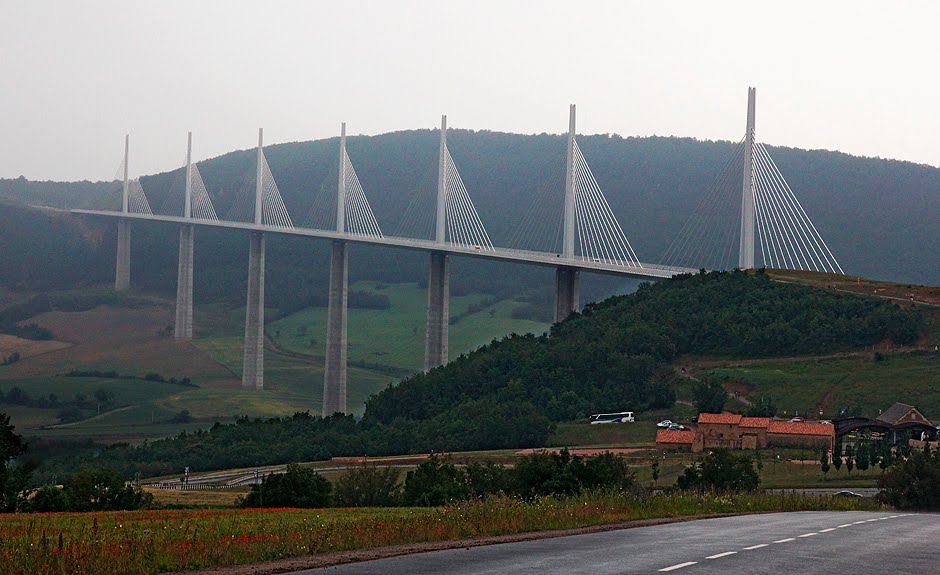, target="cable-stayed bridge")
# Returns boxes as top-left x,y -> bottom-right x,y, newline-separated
72,88 -> 842,415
